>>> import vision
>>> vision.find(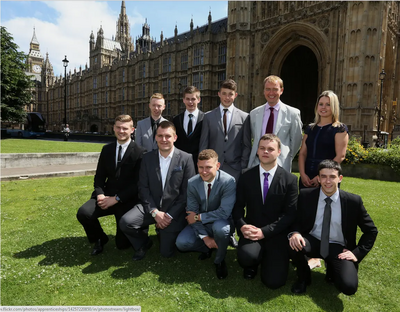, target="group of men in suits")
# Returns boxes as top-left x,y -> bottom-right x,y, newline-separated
76,77 -> 377,295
